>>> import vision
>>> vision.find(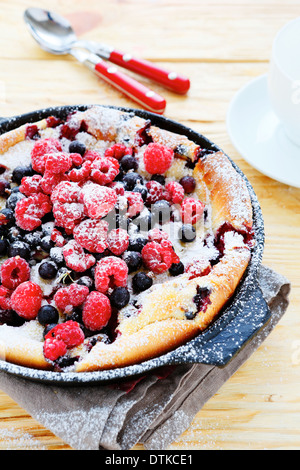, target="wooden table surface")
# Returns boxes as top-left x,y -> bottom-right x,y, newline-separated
0,0 -> 299,451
